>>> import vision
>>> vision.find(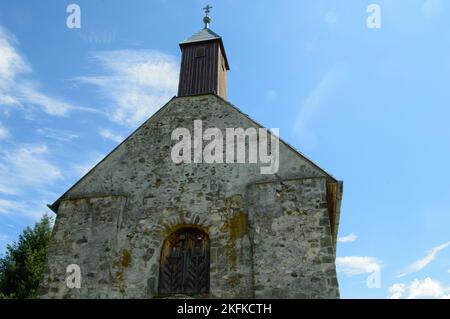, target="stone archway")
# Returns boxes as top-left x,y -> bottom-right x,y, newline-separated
158,227 -> 210,295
